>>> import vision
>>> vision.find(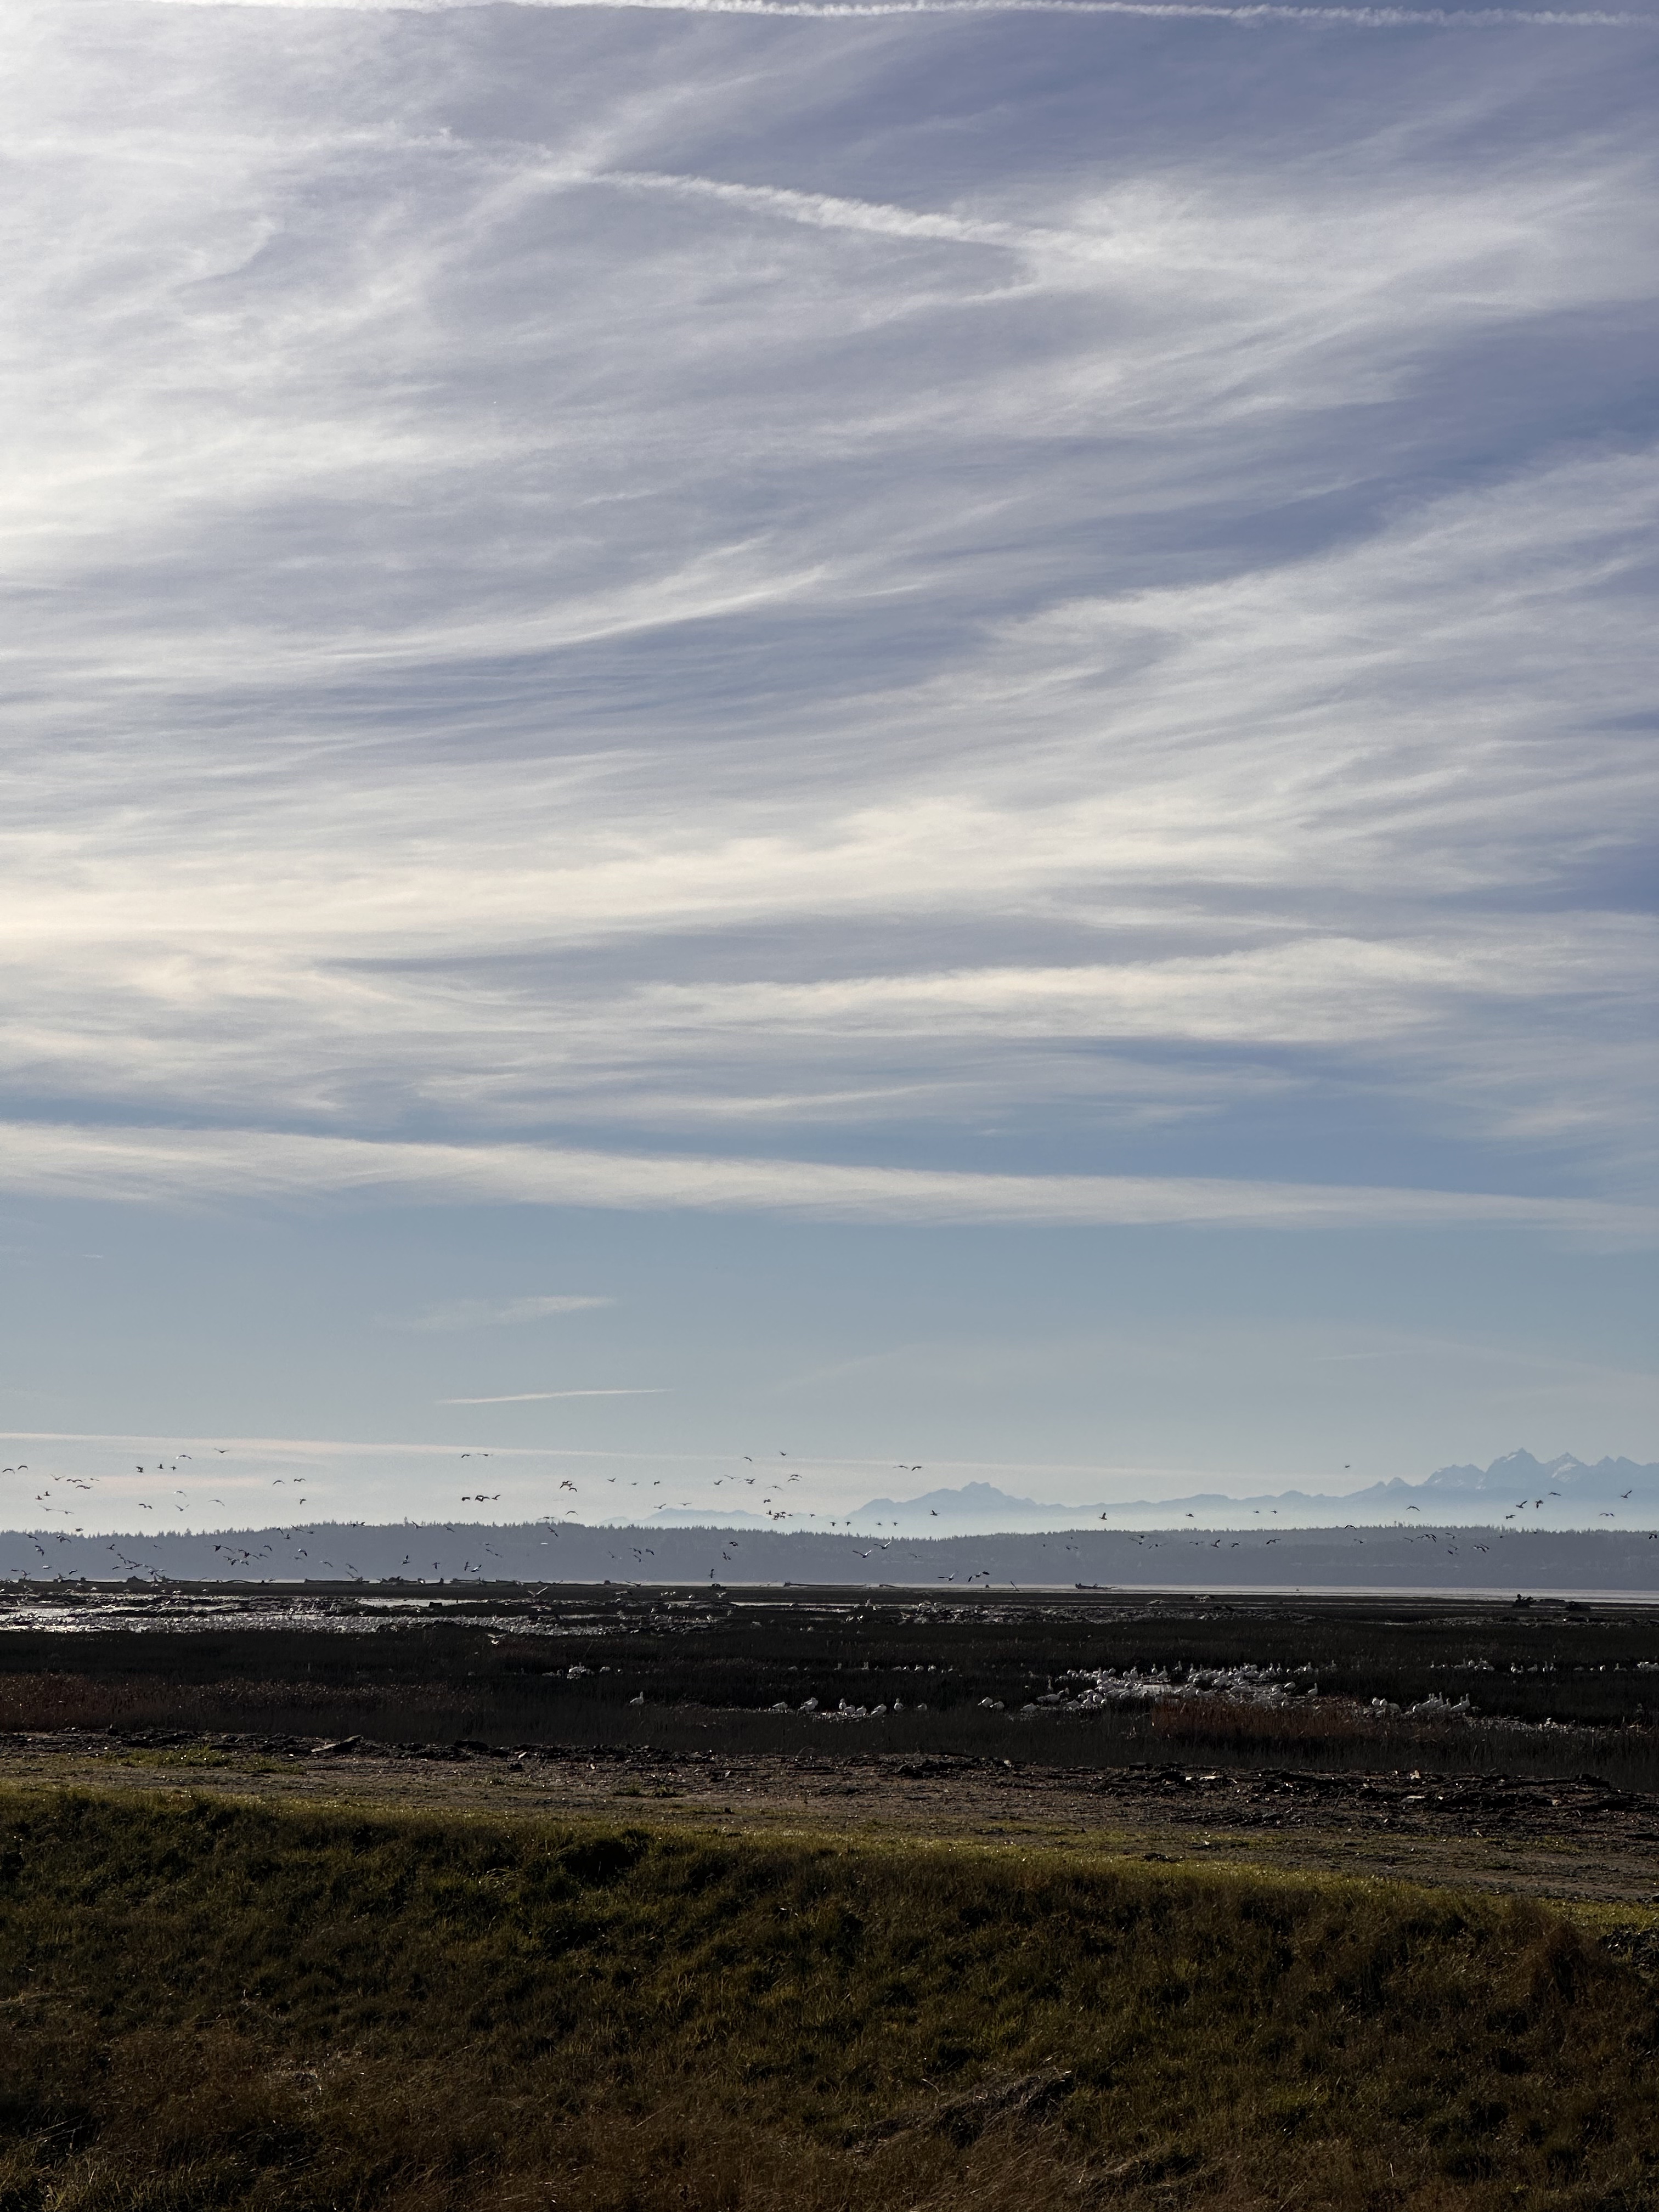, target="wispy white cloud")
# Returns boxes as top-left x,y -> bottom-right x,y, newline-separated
153,0 -> 1658,29
397,1294 -> 615,1330
434,1387 -> 664,1401
2,0 -> 1654,1280
2,442 -> 1651,1175
0,1120 -> 1650,1238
